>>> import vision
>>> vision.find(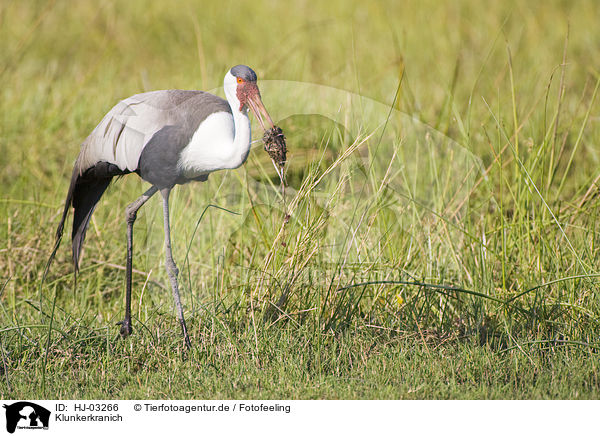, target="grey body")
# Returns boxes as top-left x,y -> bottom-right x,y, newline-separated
61,90 -> 231,266
76,89 -> 231,185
